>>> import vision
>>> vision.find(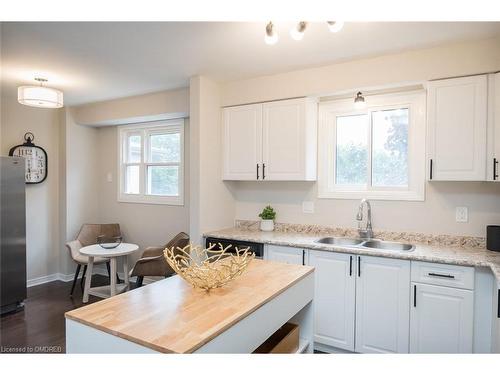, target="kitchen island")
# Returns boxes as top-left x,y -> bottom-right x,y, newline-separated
65,259 -> 314,353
